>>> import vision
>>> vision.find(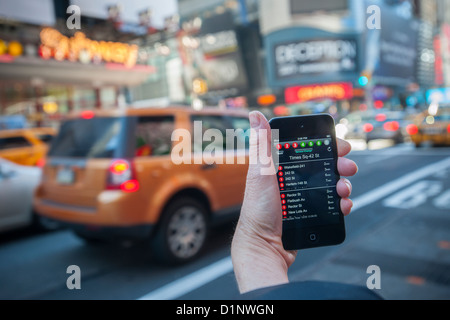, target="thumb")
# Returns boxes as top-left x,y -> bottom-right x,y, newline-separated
241,111 -> 283,234
247,111 -> 277,182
